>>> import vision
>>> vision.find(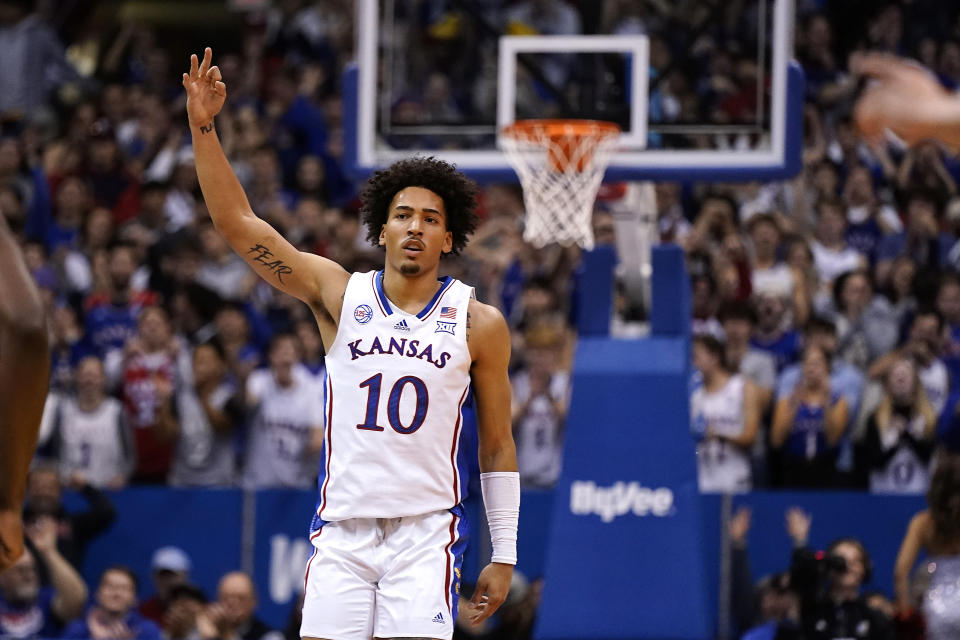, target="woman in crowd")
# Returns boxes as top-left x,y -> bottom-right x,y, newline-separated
894,453 -> 960,639
831,269 -> 899,371
690,335 -> 760,493
857,357 -> 937,494
771,345 -> 848,487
